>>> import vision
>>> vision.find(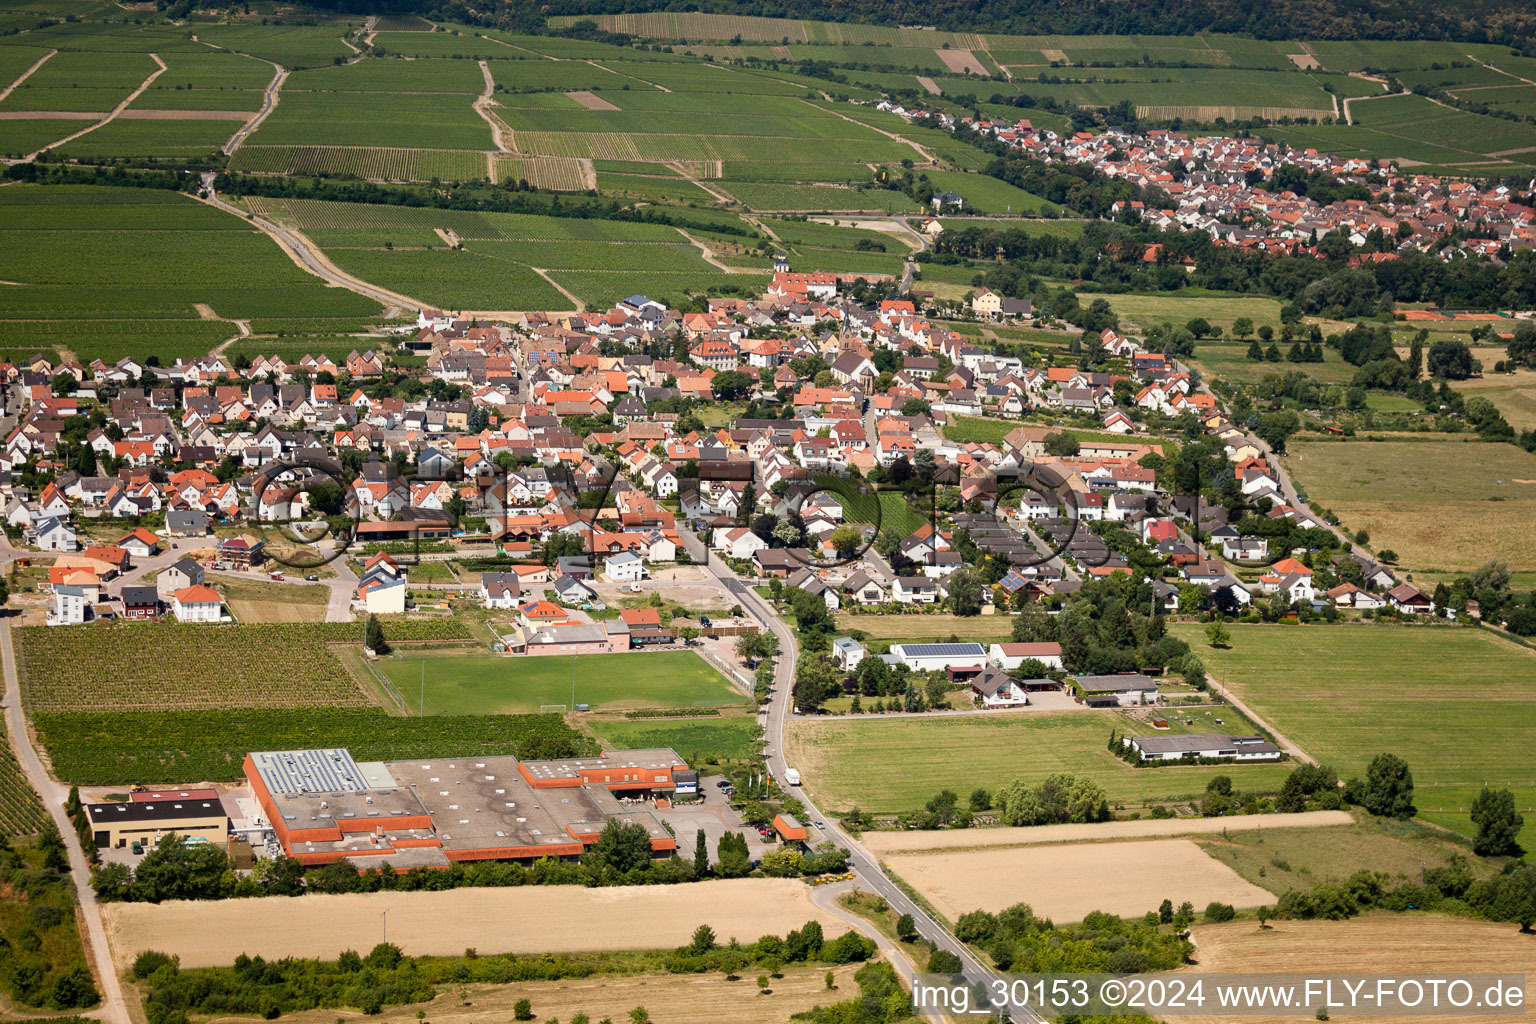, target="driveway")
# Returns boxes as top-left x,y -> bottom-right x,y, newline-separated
654,777 -> 778,864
